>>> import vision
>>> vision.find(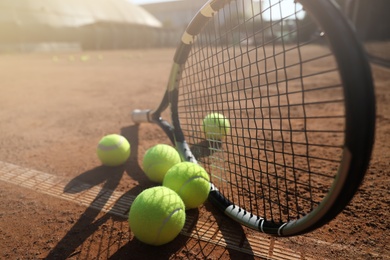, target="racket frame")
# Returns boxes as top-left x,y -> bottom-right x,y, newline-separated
132,0 -> 375,236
